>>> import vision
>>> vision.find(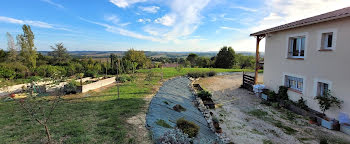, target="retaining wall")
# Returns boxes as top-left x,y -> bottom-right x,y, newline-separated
80,77 -> 116,93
